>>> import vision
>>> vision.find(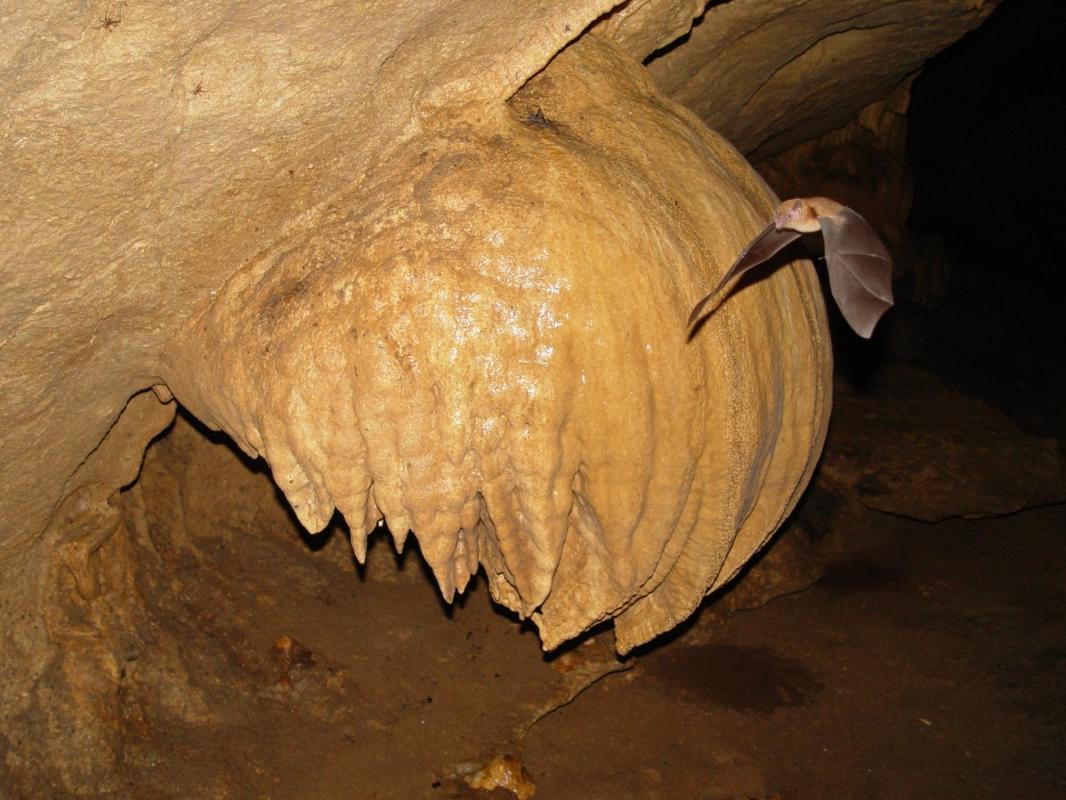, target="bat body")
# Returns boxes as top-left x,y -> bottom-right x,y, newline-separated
688,197 -> 894,338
